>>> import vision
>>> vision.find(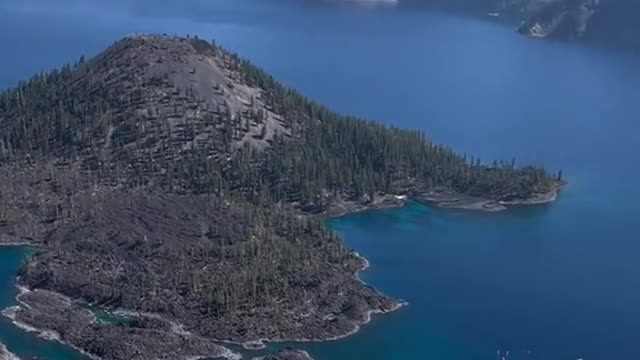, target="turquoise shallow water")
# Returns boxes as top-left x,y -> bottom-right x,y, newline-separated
2,1 -> 640,359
